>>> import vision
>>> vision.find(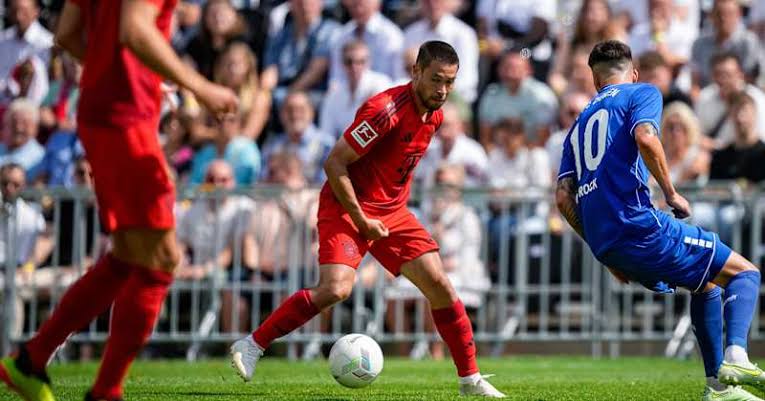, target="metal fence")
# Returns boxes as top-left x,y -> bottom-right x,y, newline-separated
1,183 -> 764,361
